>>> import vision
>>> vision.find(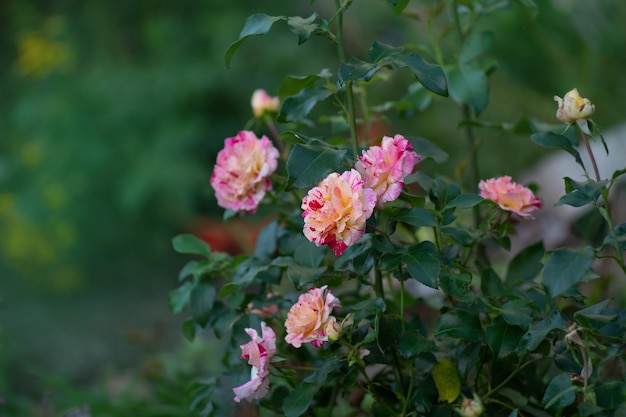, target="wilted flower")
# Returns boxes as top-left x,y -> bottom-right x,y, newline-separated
285,285 -> 341,348
233,322 -> 276,402
478,176 -> 541,218
355,134 -> 420,209
251,89 -> 280,118
554,88 -> 595,125
210,130 -> 279,214
301,170 -> 376,256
